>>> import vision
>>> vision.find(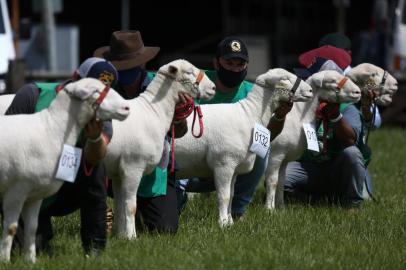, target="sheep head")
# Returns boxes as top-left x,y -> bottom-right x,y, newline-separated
346,63 -> 398,106
158,59 -> 216,101
308,70 -> 361,103
256,68 -> 313,102
63,78 -> 130,121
